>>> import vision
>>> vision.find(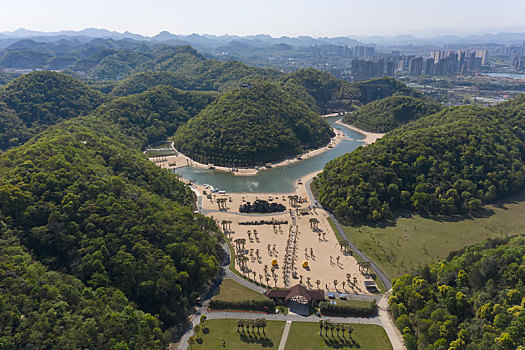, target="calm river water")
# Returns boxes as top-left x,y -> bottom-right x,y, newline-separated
173,117 -> 365,193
